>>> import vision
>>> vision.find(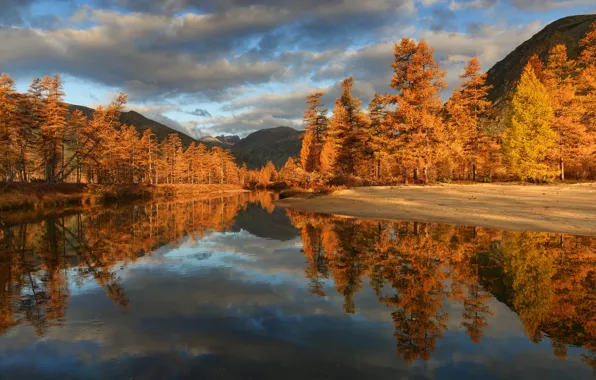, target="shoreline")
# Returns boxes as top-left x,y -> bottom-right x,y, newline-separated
275,183 -> 596,236
0,183 -> 248,212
